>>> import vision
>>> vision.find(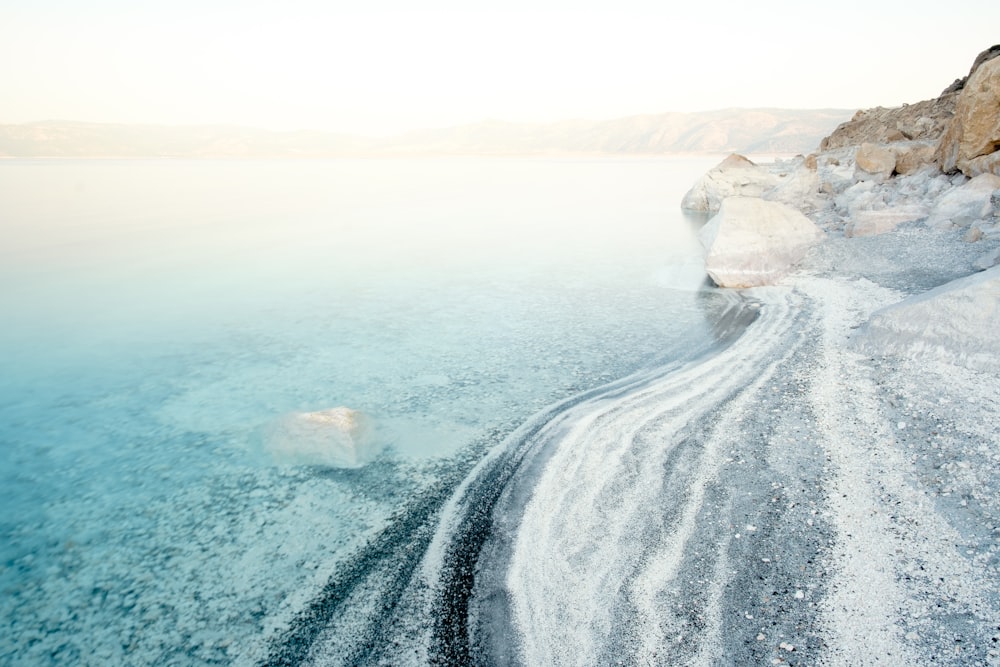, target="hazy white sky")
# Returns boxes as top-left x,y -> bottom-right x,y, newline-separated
2,0 -> 997,135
